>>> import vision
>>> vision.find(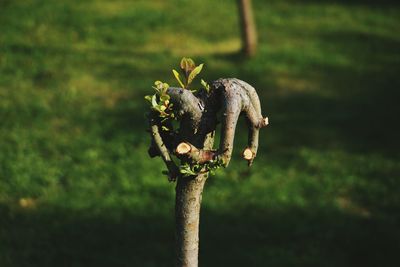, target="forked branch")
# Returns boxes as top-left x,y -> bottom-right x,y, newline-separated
212,78 -> 268,166
149,78 -> 269,173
